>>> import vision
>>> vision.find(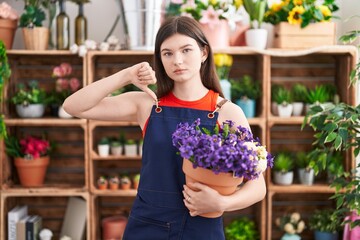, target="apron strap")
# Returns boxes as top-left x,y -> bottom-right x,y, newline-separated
208,99 -> 229,119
